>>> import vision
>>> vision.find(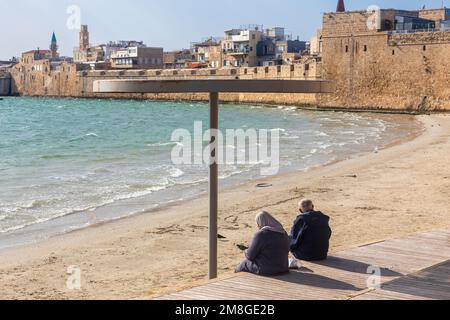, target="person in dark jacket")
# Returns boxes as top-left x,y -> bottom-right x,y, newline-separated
290,199 -> 332,261
235,211 -> 290,276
